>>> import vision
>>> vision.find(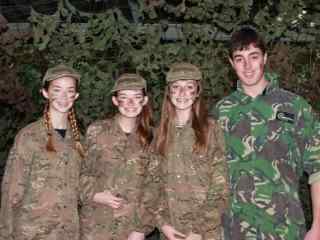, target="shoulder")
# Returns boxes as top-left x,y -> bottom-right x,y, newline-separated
207,117 -> 224,138
15,119 -> 45,143
216,92 -> 239,108
270,88 -> 313,114
13,119 -> 45,153
86,118 -> 113,137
